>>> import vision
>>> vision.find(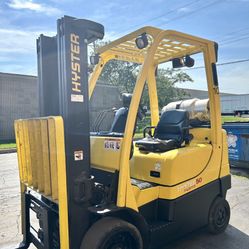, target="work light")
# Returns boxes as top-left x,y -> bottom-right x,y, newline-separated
135,33 -> 148,49
172,58 -> 184,68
